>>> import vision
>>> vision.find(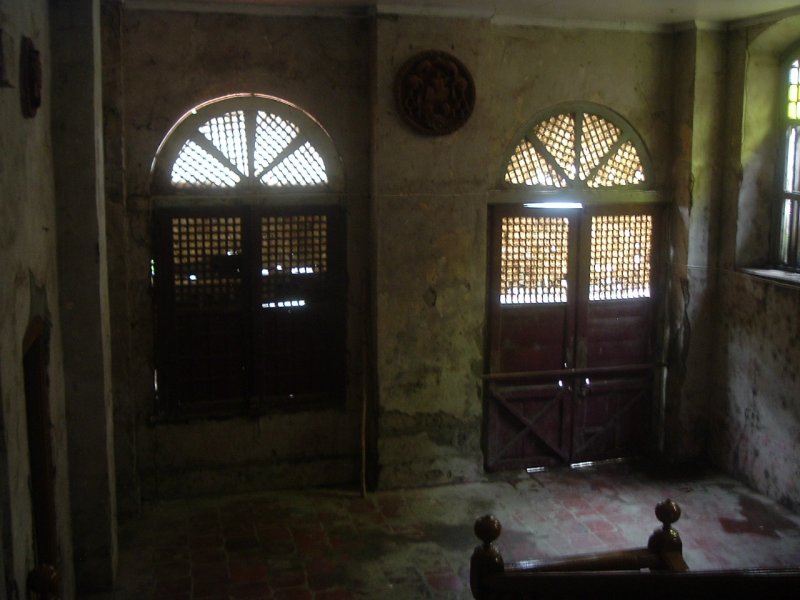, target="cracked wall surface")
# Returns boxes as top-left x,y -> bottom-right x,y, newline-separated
663,28 -> 725,461
102,6 -> 800,504
714,15 -> 800,511
715,275 -> 800,510
112,9 -> 370,500
0,0 -> 75,596
372,16 -> 674,487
